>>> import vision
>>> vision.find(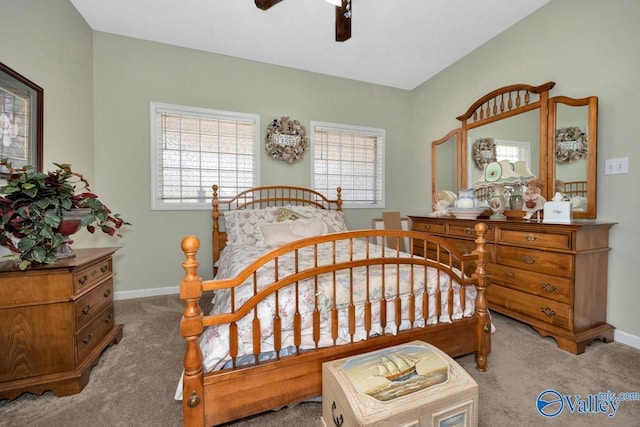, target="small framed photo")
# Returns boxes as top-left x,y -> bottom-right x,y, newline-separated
0,61 -> 43,172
